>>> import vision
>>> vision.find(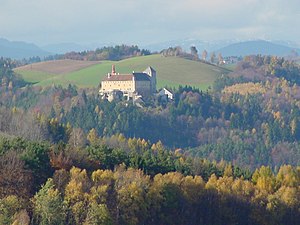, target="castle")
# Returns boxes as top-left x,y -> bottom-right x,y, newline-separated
99,65 -> 156,100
